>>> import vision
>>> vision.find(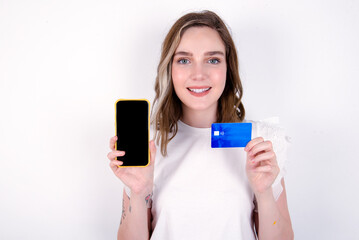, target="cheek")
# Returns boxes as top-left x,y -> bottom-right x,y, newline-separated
172,66 -> 186,95
172,66 -> 187,84
212,67 -> 227,88
172,65 -> 190,93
